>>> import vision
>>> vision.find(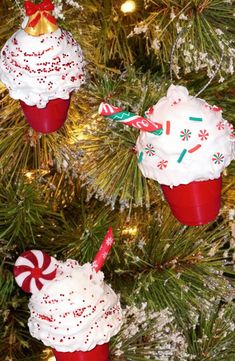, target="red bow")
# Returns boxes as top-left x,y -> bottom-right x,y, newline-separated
24,0 -> 54,16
